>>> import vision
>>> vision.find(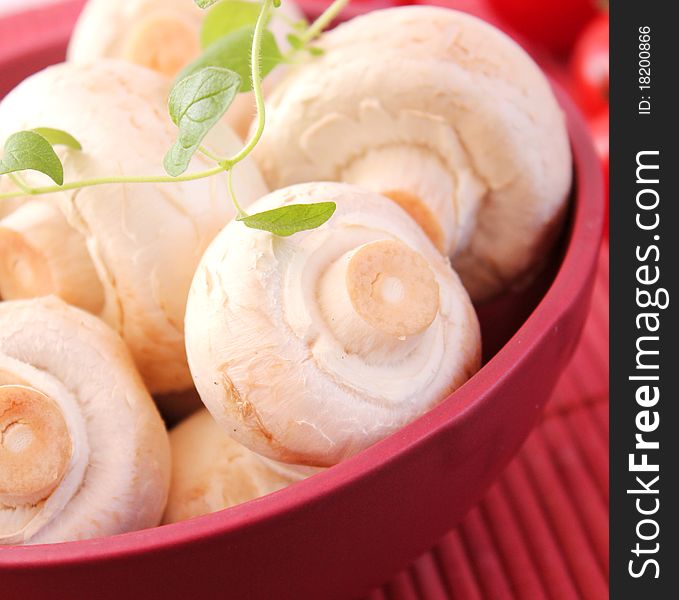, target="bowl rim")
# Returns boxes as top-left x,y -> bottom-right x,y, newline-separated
0,57 -> 604,568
